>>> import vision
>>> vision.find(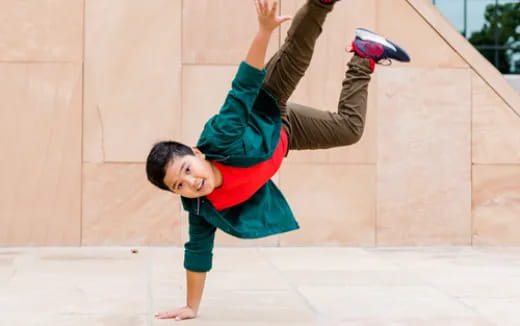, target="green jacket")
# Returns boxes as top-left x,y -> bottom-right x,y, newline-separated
181,62 -> 299,272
